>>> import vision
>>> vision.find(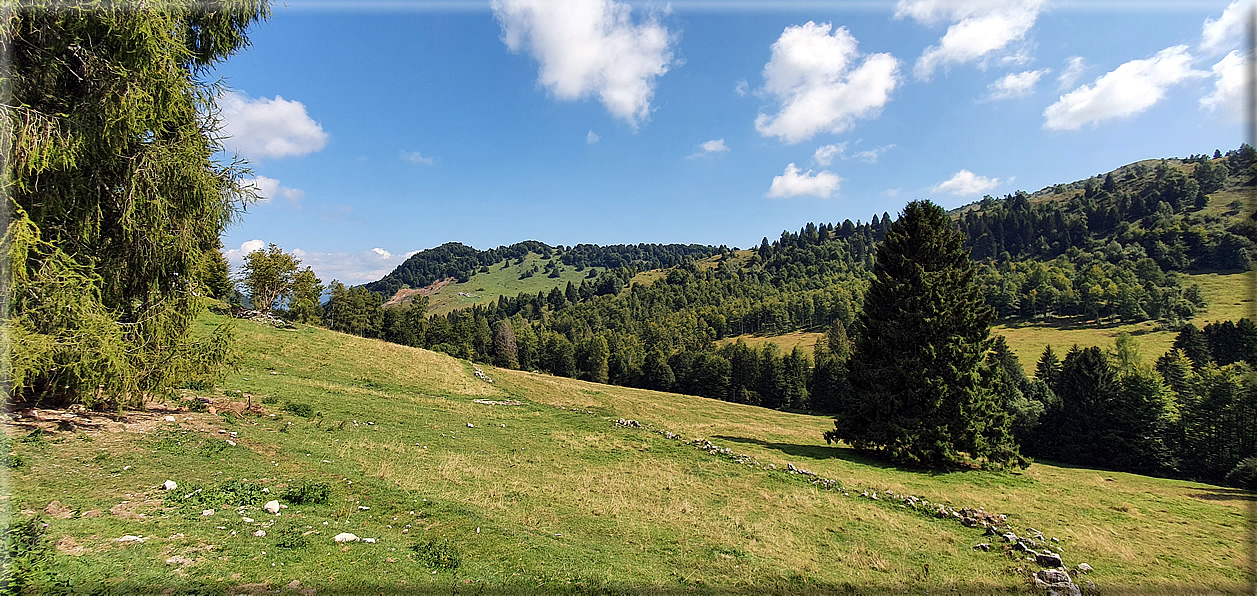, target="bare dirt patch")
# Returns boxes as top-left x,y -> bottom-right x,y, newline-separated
384,277 -> 455,307
55,535 -> 86,555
